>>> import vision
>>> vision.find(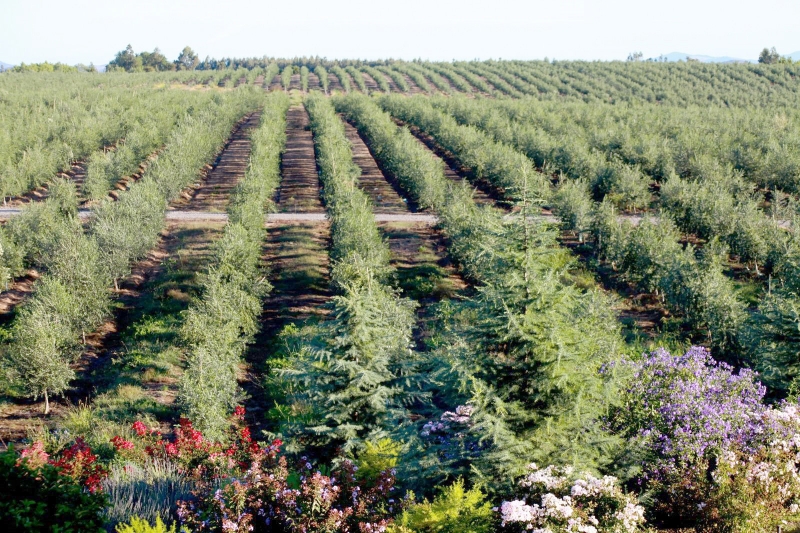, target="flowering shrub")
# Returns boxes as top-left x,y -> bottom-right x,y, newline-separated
613,346 -> 768,474
120,407 -> 399,532
613,346 -> 800,530
418,404 -> 486,480
1,445 -> 107,531
178,453 -> 398,532
19,436 -> 107,493
499,464 -> 645,533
